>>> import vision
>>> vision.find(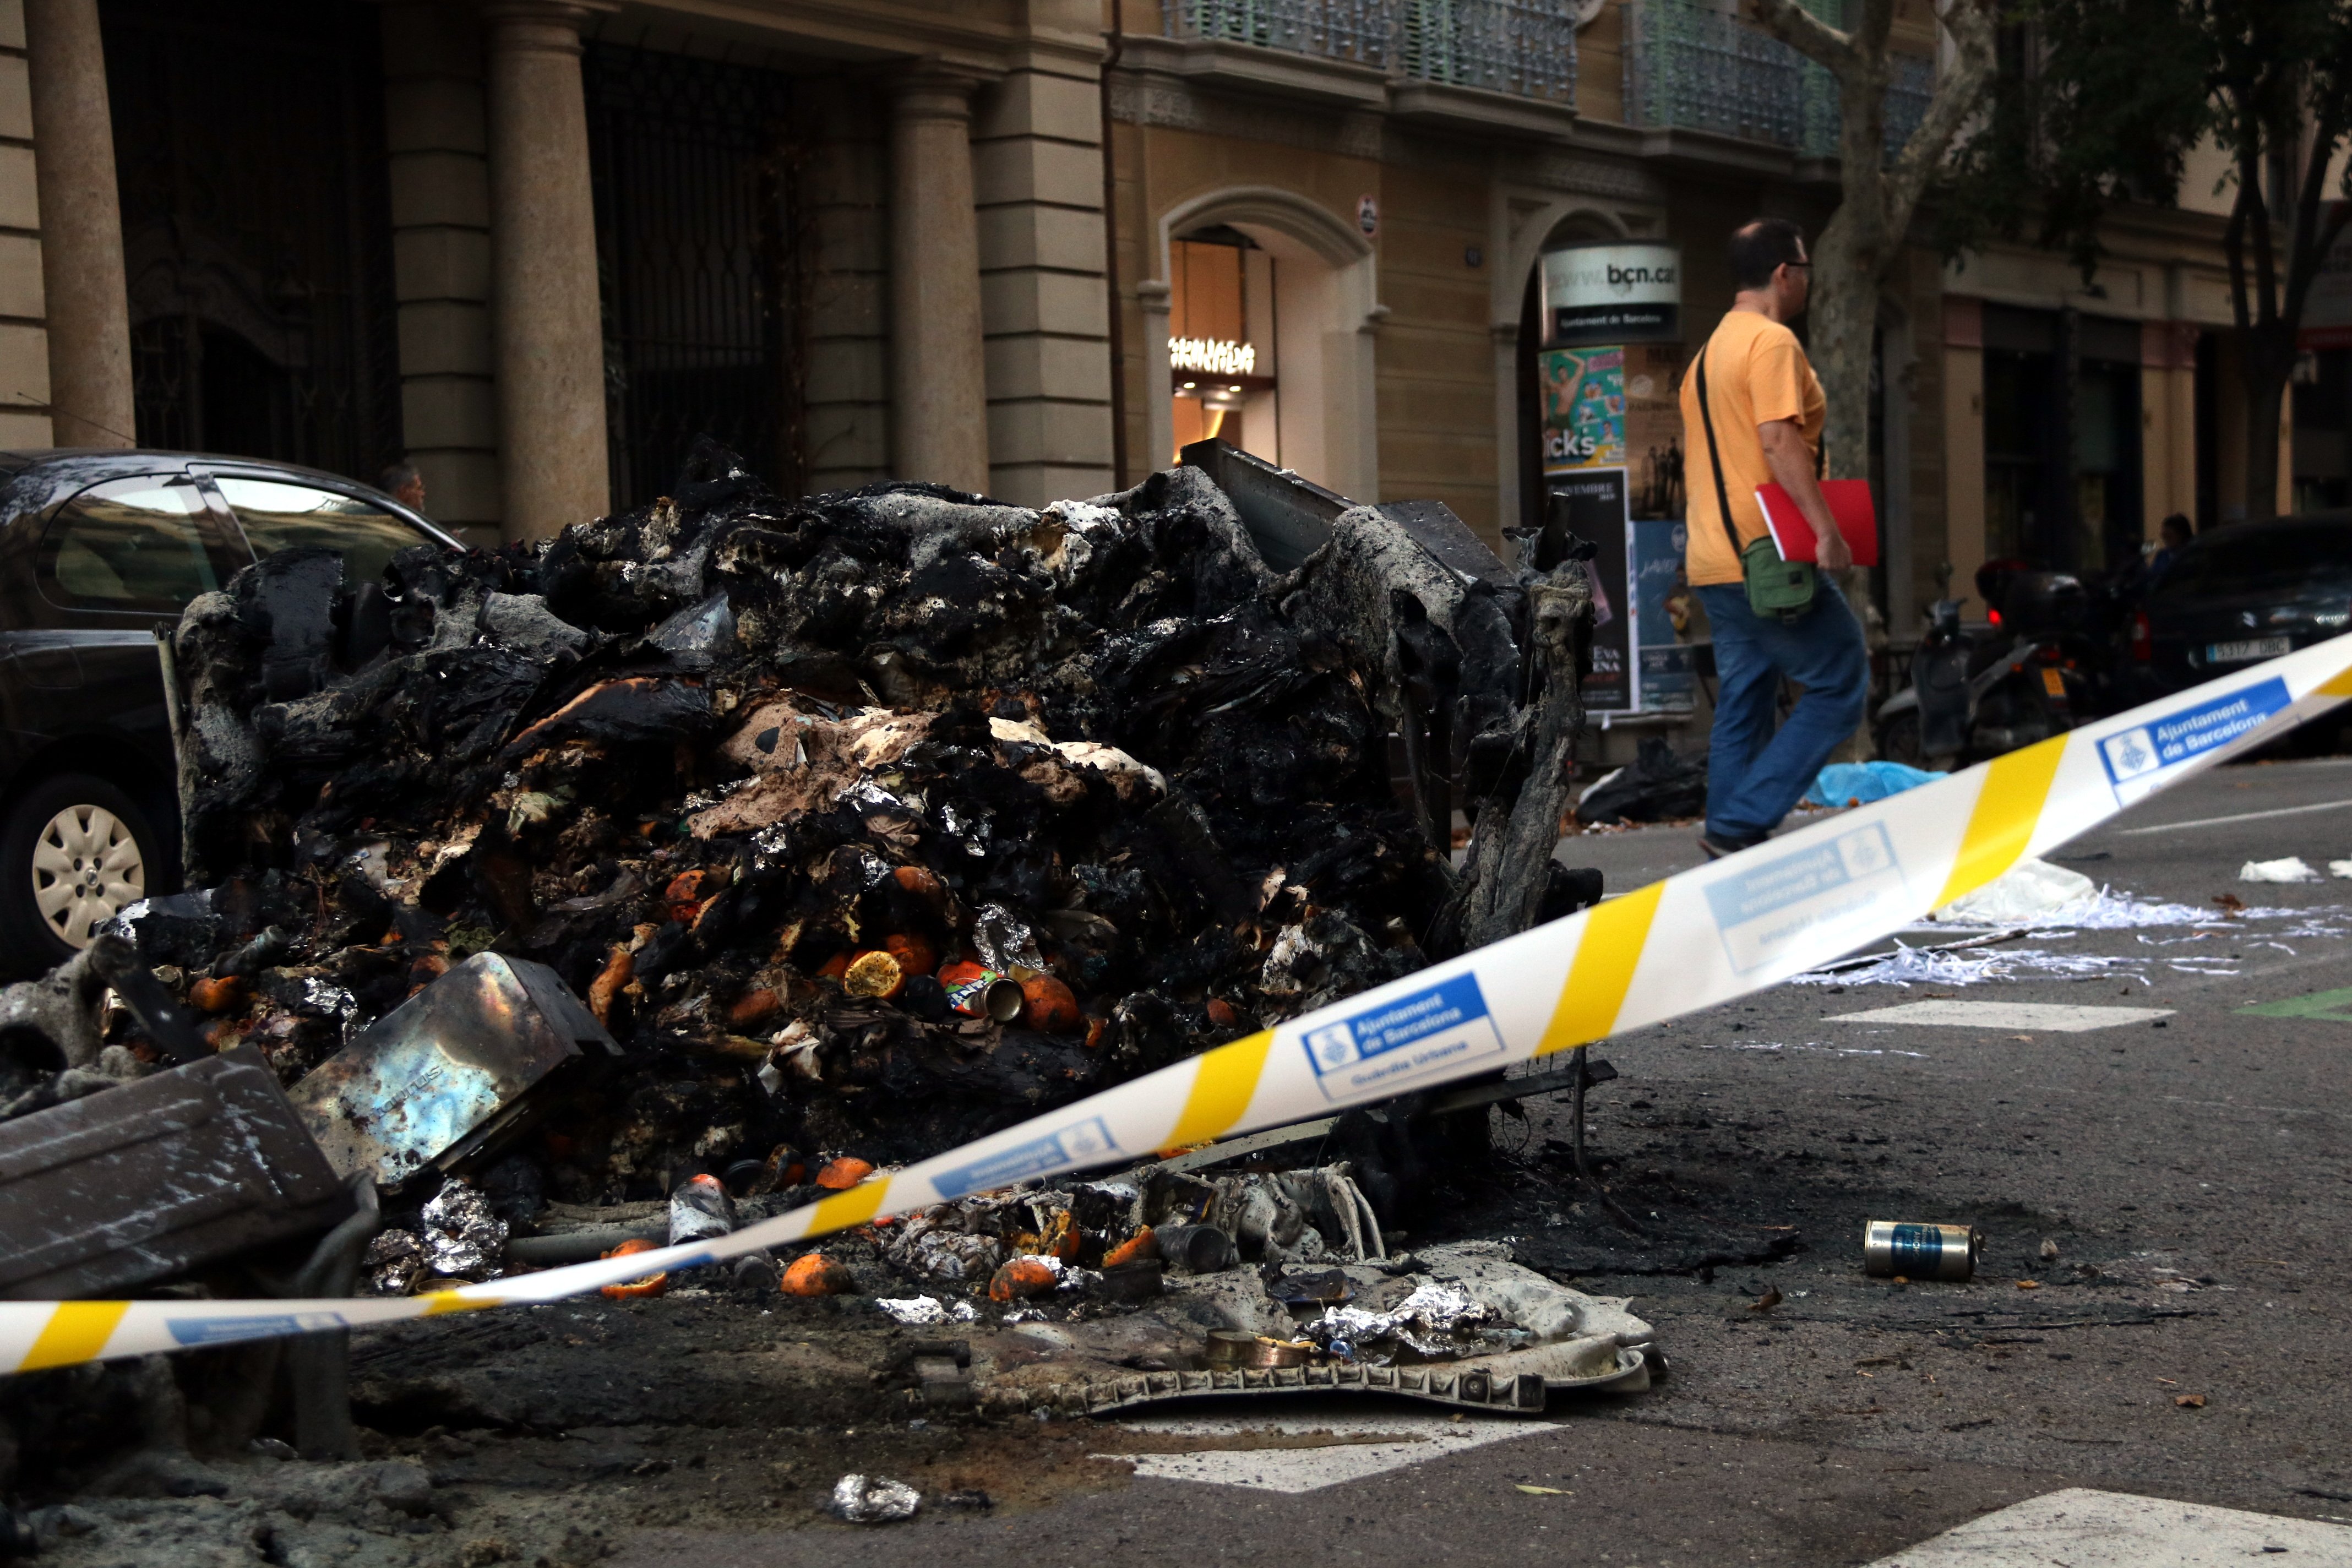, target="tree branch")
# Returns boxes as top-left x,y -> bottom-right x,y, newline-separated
2285,109 -> 2352,324
1886,0 -> 1997,236
1750,0 -> 1860,78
